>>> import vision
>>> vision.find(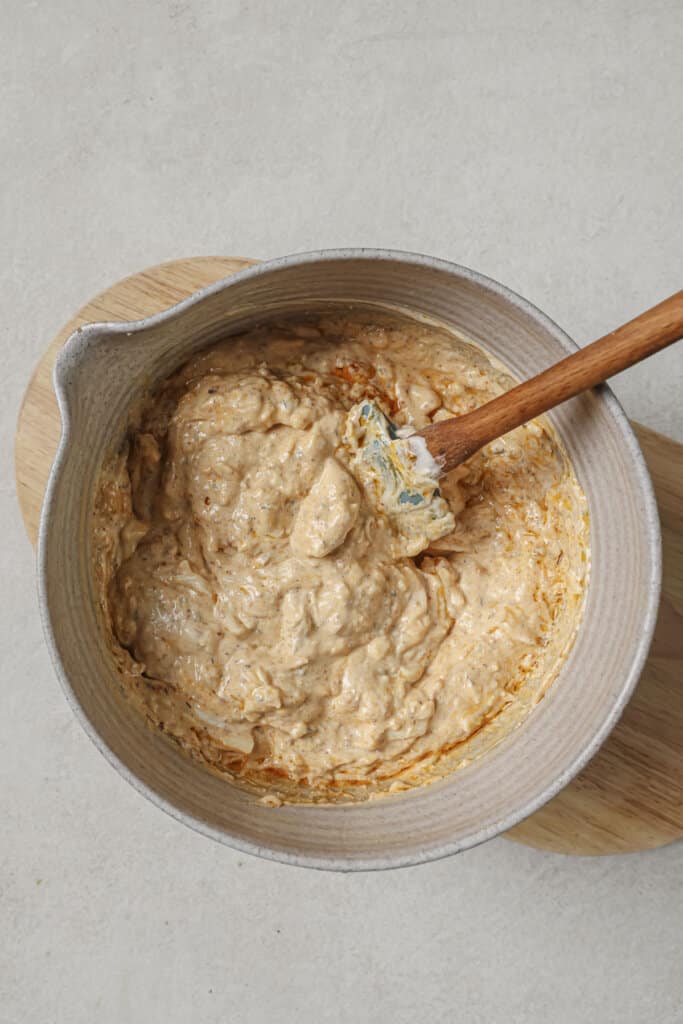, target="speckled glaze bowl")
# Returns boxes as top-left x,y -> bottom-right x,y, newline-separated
38,250 -> 661,870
